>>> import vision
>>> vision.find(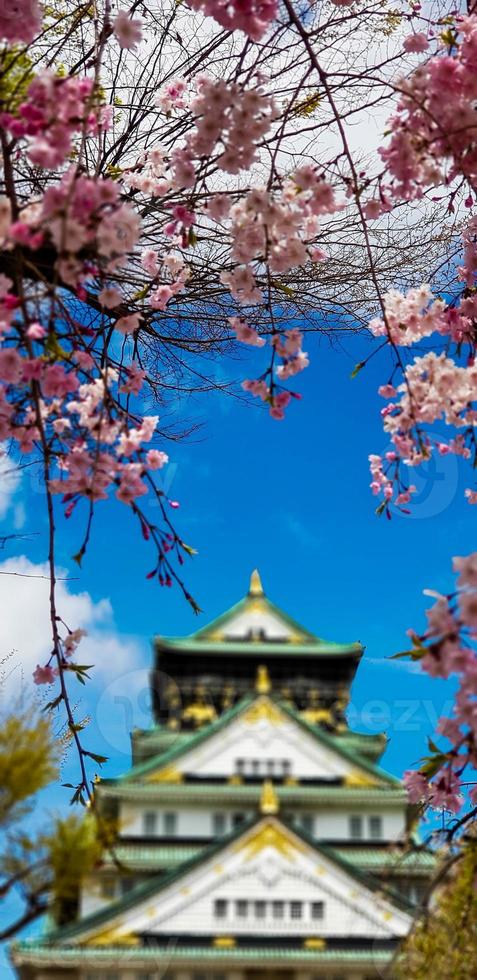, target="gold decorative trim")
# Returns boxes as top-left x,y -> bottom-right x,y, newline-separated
208,629 -> 224,641
213,936 -> 236,948
301,708 -> 332,724
242,696 -> 284,726
146,765 -> 183,784
228,774 -> 243,785
256,664 -> 271,694
248,597 -> 266,613
181,703 -> 217,726
240,818 -> 303,861
260,779 -> 279,815
249,568 -> 264,596
86,928 -> 139,947
287,629 -> 307,642
304,937 -> 326,949
344,770 -> 380,787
